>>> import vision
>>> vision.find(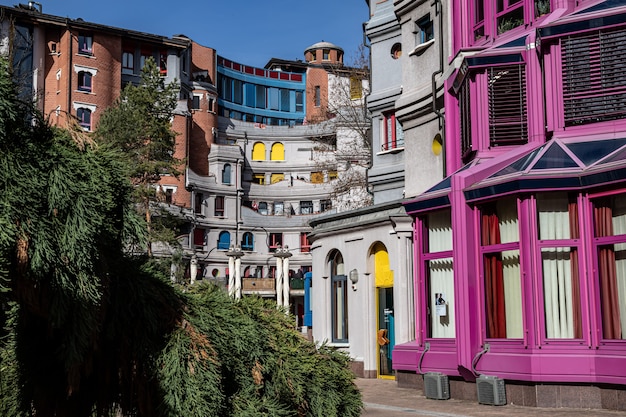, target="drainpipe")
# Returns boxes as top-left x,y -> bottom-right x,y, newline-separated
66,20 -> 72,126
431,0 -> 446,176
